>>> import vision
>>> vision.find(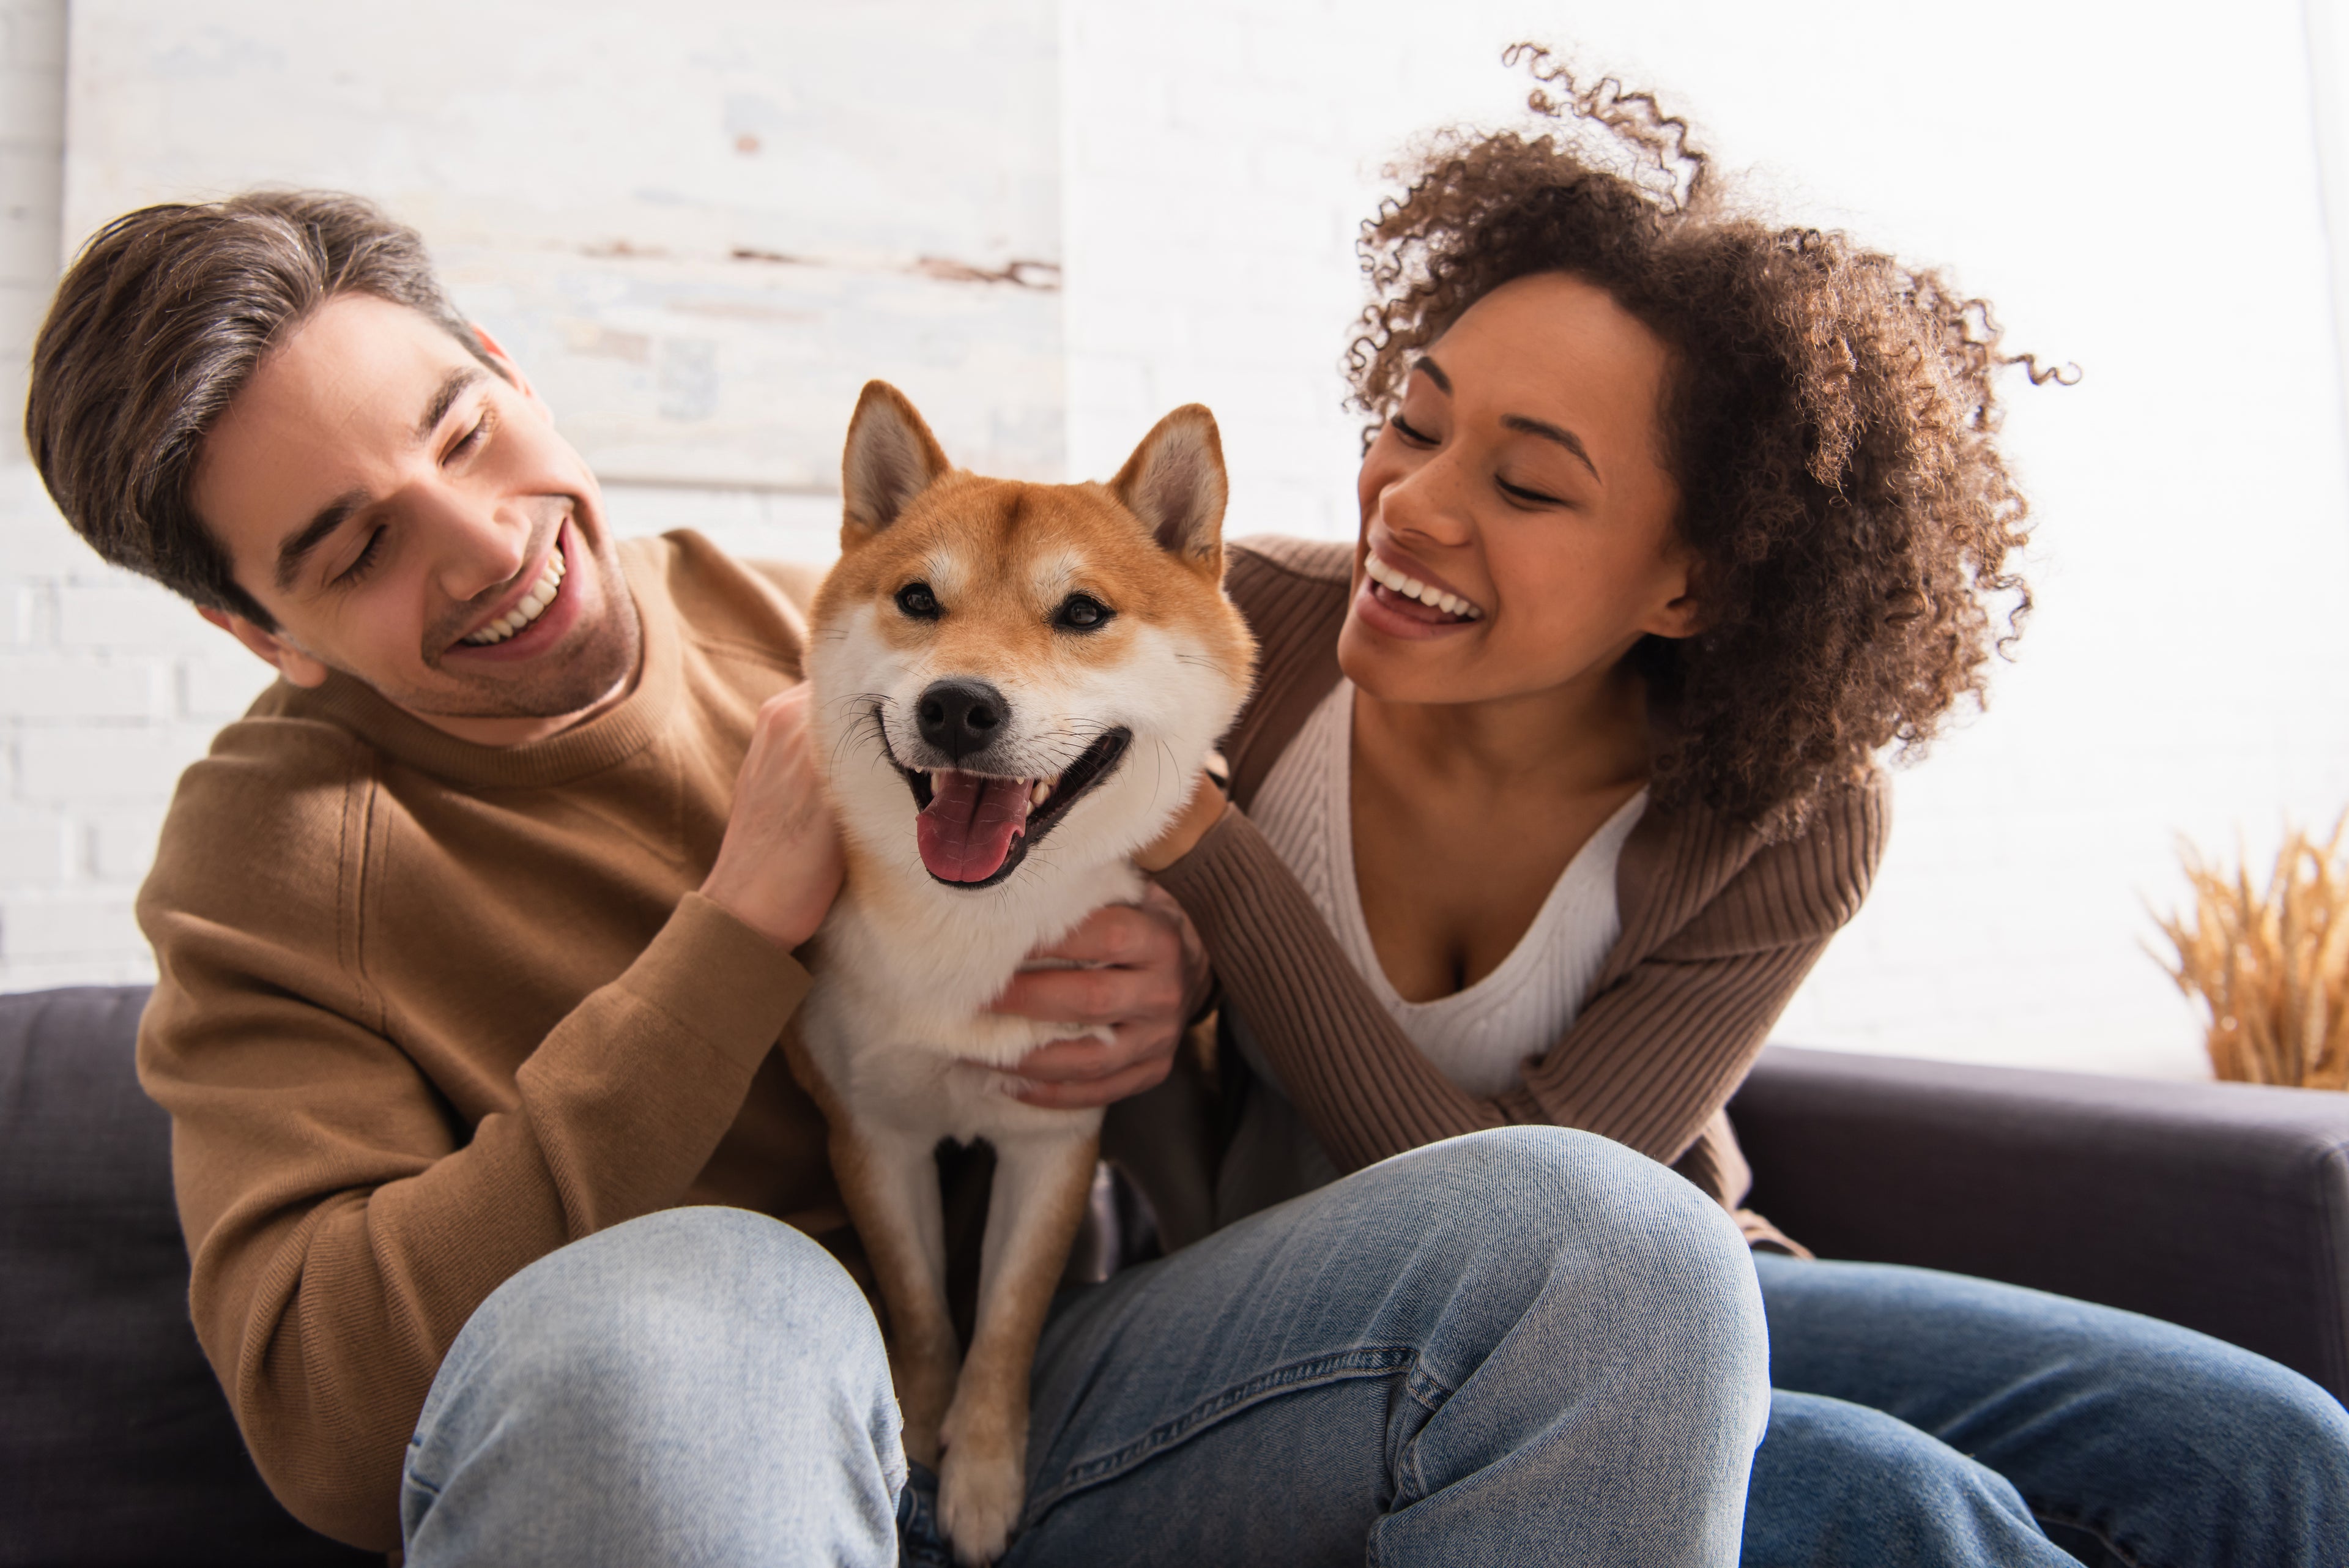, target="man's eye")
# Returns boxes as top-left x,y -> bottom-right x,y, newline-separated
339,527 -> 387,586
447,412 -> 492,462
896,582 -> 941,619
1053,593 -> 1113,632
